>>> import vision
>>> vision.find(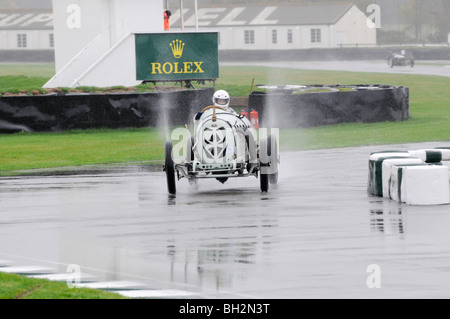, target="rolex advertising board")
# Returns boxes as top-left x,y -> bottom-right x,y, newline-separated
135,32 -> 219,81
